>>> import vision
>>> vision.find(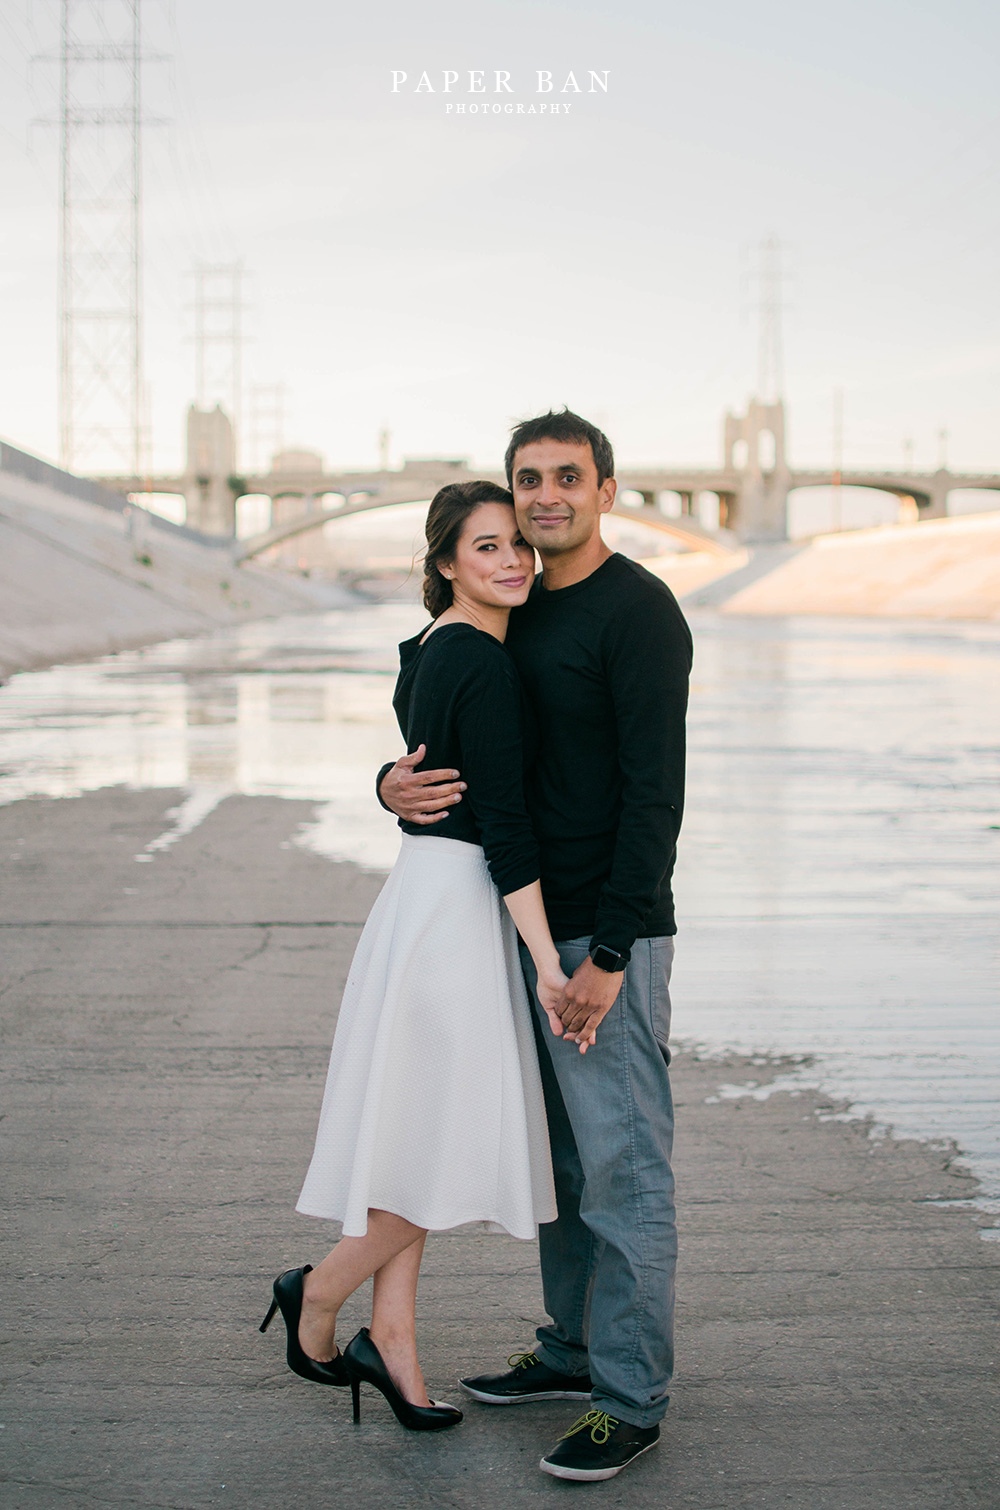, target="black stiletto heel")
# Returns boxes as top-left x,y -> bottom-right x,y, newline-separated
343,1328 -> 462,1432
259,1265 -> 348,1387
